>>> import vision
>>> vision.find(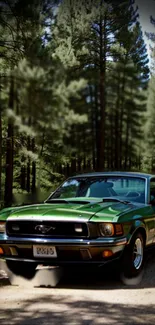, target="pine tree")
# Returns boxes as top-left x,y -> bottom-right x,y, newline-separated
144,12 -> 155,171
107,21 -> 149,170
56,0 -> 149,172
0,0 -> 88,205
